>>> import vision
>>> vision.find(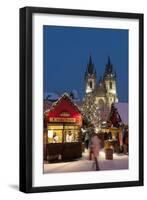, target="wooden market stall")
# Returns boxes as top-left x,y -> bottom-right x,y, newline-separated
44,93 -> 83,162
100,103 -> 128,154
